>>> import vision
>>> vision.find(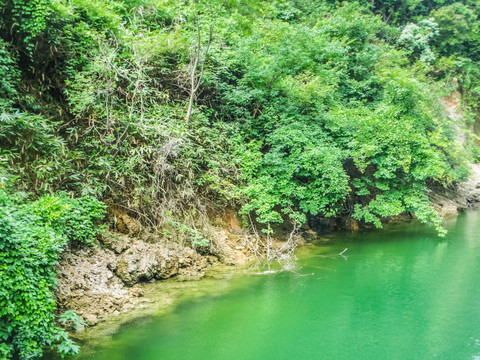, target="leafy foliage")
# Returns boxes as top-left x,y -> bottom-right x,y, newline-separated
0,187 -> 104,359
0,39 -> 20,106
398,18 -> 439,64
0,1 -> 479,355
212,2 -> 467,233
0,0 -> 474,238
0,0 -> 51,54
